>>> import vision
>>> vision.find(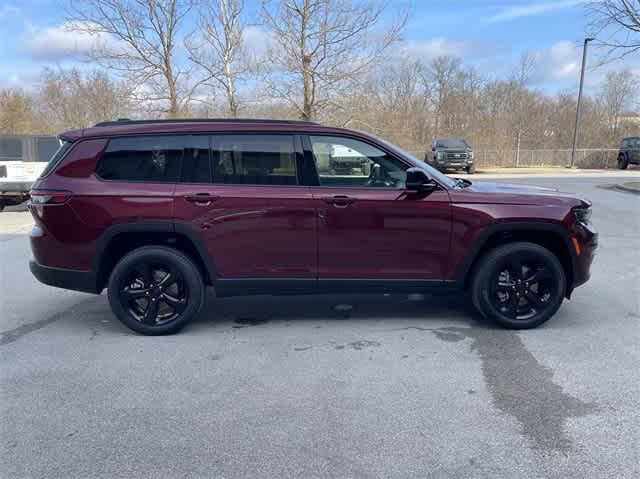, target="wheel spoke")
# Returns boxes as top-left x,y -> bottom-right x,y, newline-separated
135,263 -> 153,286
142,299 -> 159,324
525,267 -> 551,284
503,293 -> 519,318
524,291 -> 542,308
506,258 -> 523,280
161,293 -> 187,313
157,270 -> 174,287
121,287 -> 149,300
